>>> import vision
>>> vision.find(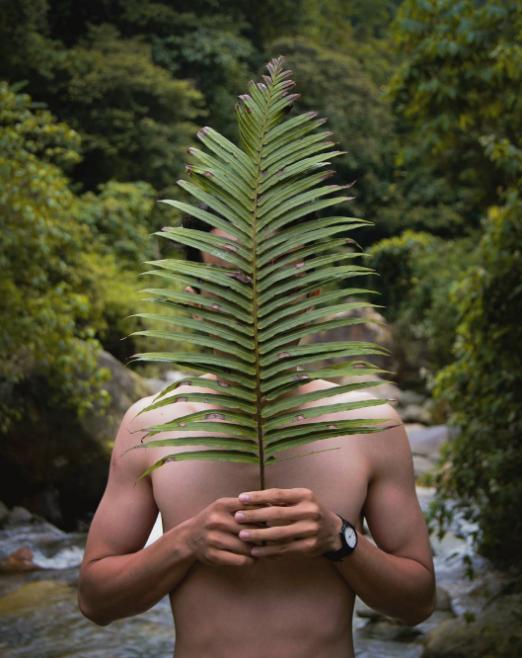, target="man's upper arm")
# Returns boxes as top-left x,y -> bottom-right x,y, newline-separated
362,407 -> 434,574
82,398 -> 159,565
